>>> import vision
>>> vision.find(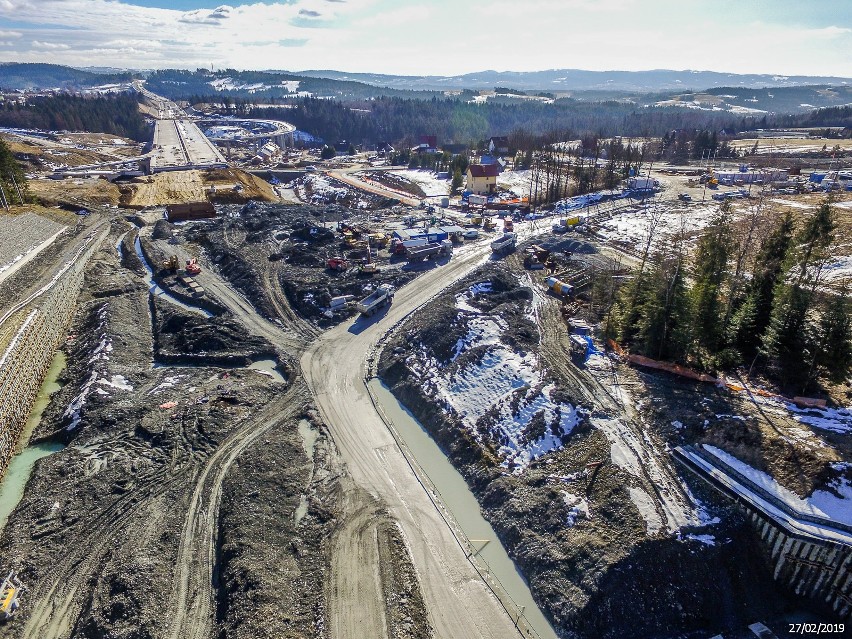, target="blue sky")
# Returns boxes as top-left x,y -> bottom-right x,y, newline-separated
0,0 -> 849,76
